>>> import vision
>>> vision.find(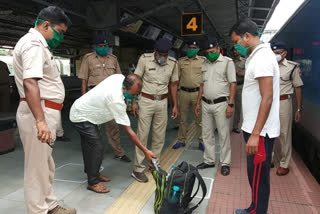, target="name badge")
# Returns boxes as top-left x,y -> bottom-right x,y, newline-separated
149,68 -> 156,71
